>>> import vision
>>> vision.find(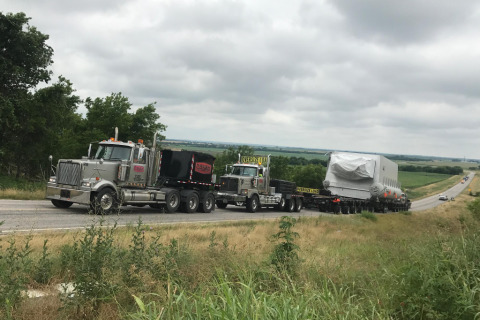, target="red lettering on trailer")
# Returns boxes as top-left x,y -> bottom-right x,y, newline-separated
195,162 -> 212,174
